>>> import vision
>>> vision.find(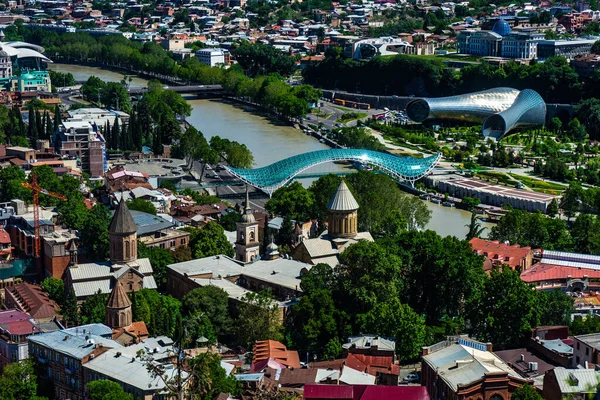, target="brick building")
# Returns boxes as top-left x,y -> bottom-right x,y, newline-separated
469,238 -> 535,272
421,336 -> 531,400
